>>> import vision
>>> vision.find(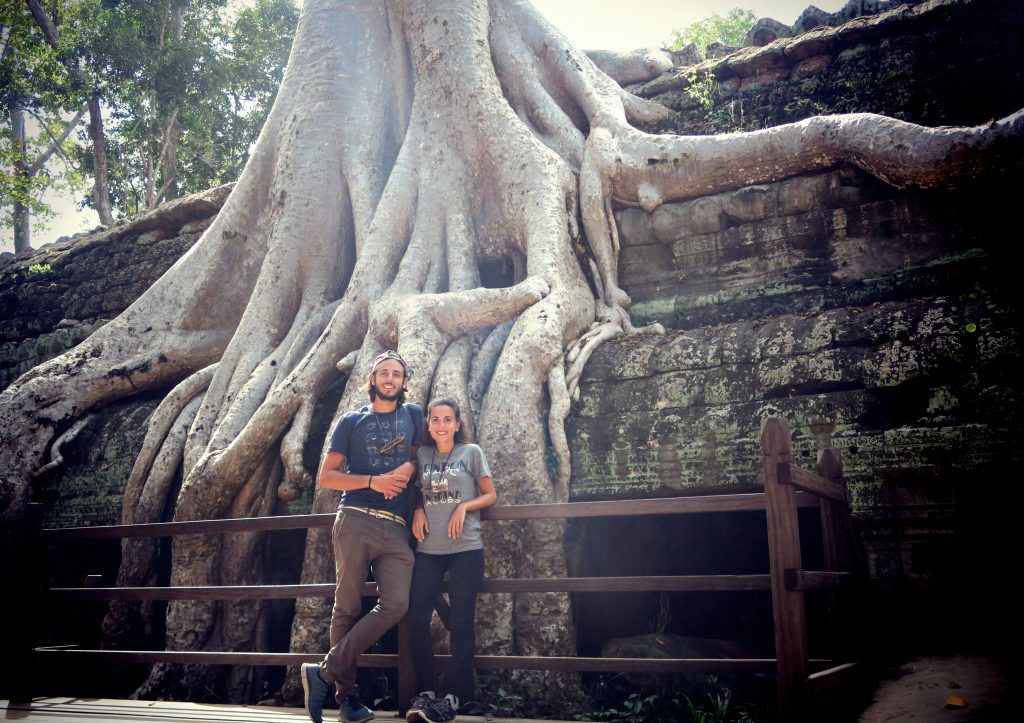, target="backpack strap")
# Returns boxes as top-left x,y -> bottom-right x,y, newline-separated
404,403 -> 424,450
